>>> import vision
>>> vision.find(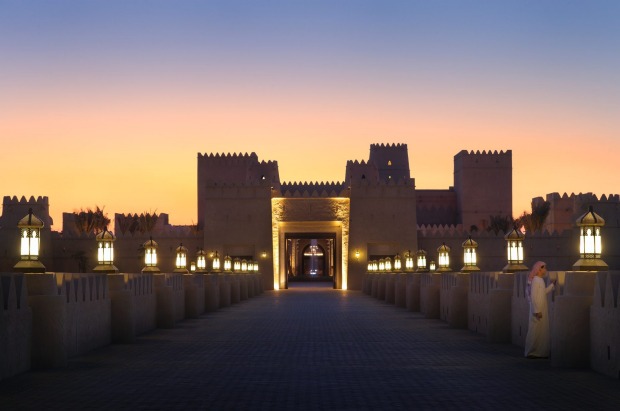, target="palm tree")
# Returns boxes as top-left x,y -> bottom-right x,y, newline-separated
73,206 -> 110,235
